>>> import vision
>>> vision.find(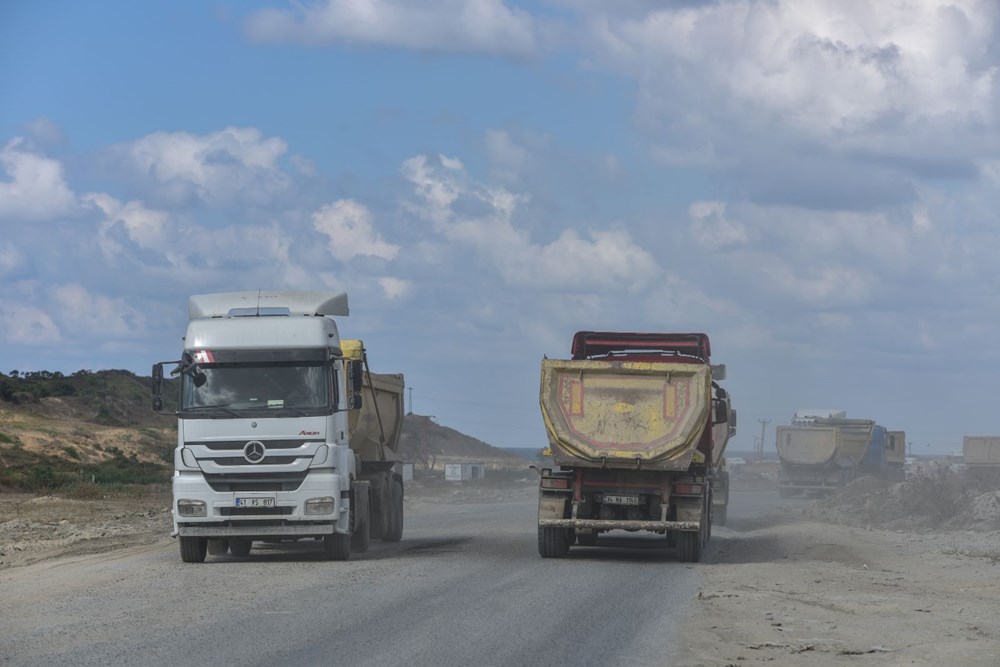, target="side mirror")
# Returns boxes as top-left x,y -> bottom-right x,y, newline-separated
347,360 -> 364,410
713,399 -> 729,425
152,363 -> 164,412
711,364 -> 727,381
729,409 -> 737,437
192,369 -> 207,388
